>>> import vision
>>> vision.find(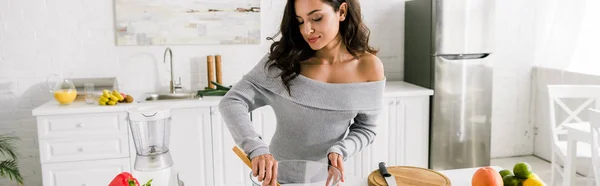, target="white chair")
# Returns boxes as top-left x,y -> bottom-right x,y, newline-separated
589,108 -> 600,186
548,85 -> 600,186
